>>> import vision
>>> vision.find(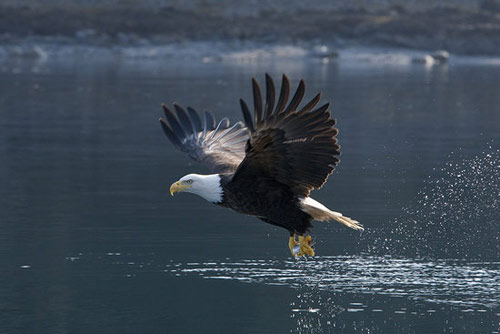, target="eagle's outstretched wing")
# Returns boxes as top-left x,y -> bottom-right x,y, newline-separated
233,74 -> 341,197
160,104 -> 249,173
